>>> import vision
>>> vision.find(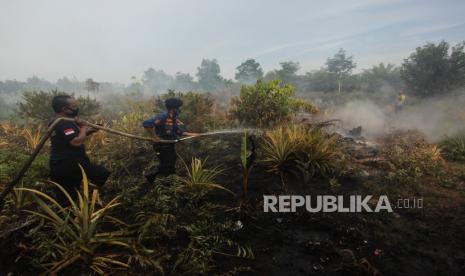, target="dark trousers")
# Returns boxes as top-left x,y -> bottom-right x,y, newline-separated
49,157 -> 110,202
147,143 -> 177,180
